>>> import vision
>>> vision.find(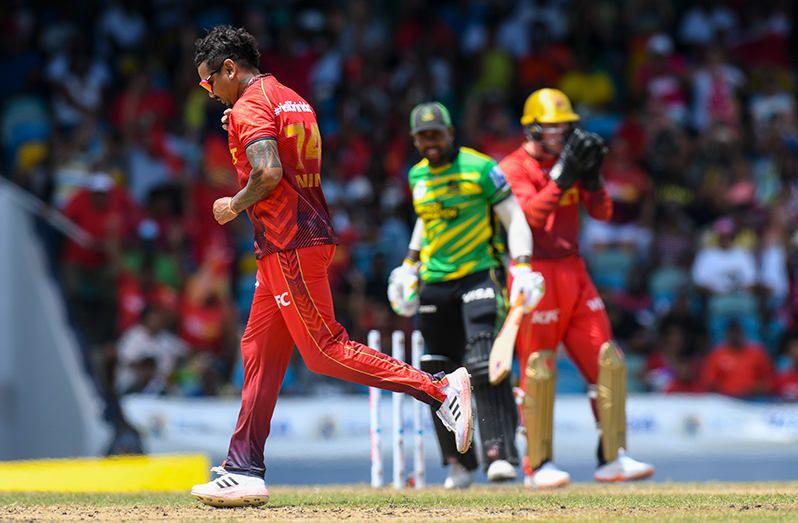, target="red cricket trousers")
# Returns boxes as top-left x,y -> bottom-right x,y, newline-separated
225,244 -> 446,478
511,256 -> 613,390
